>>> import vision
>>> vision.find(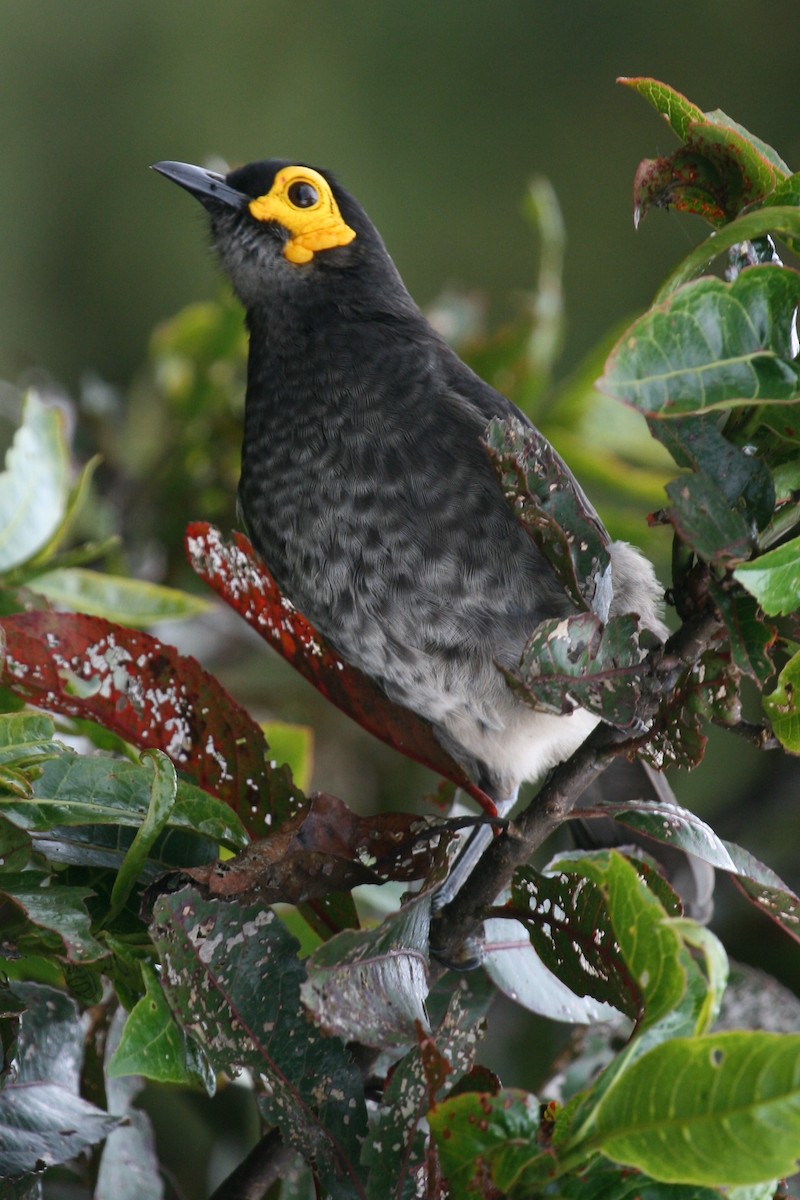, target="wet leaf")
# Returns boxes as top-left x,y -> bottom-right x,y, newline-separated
0,609 -> 299,835
302,892 -> 431,1049
600,268 -> 800,420
484,416 -> 612,616
650,417 -> 774,530
151,885 -> 367,1200
654,207 -> 800,301
186,522 -> 496,817
620,77 -> 790,228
